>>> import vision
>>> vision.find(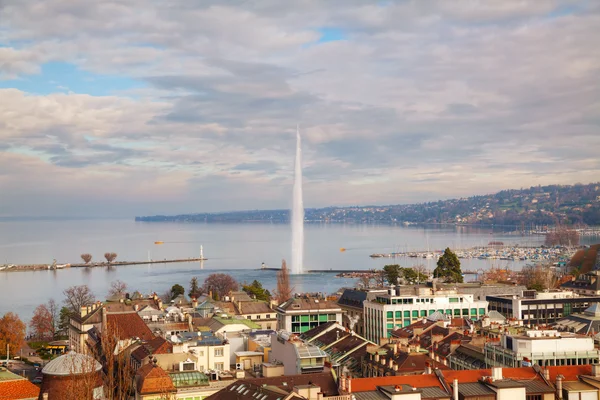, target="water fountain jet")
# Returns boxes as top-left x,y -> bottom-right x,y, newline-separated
291,126 -> 304,275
